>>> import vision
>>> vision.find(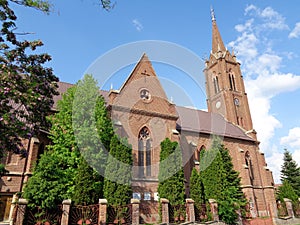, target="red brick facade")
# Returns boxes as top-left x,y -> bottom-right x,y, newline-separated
0,15 -> 277,223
